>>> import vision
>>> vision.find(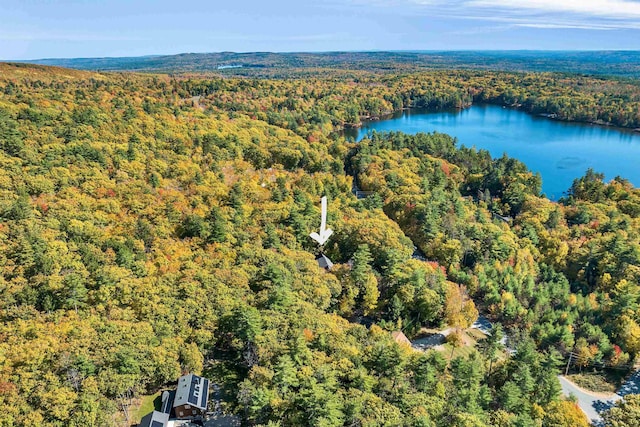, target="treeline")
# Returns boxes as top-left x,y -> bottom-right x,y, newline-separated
23,50 -> 640,78
177,70 -> 640,131
0,62 -> 637,426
